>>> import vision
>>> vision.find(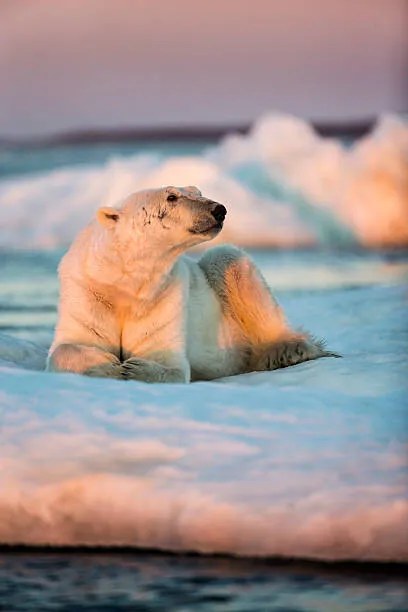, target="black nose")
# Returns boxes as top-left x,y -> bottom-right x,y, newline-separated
211,204 -> 227,223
